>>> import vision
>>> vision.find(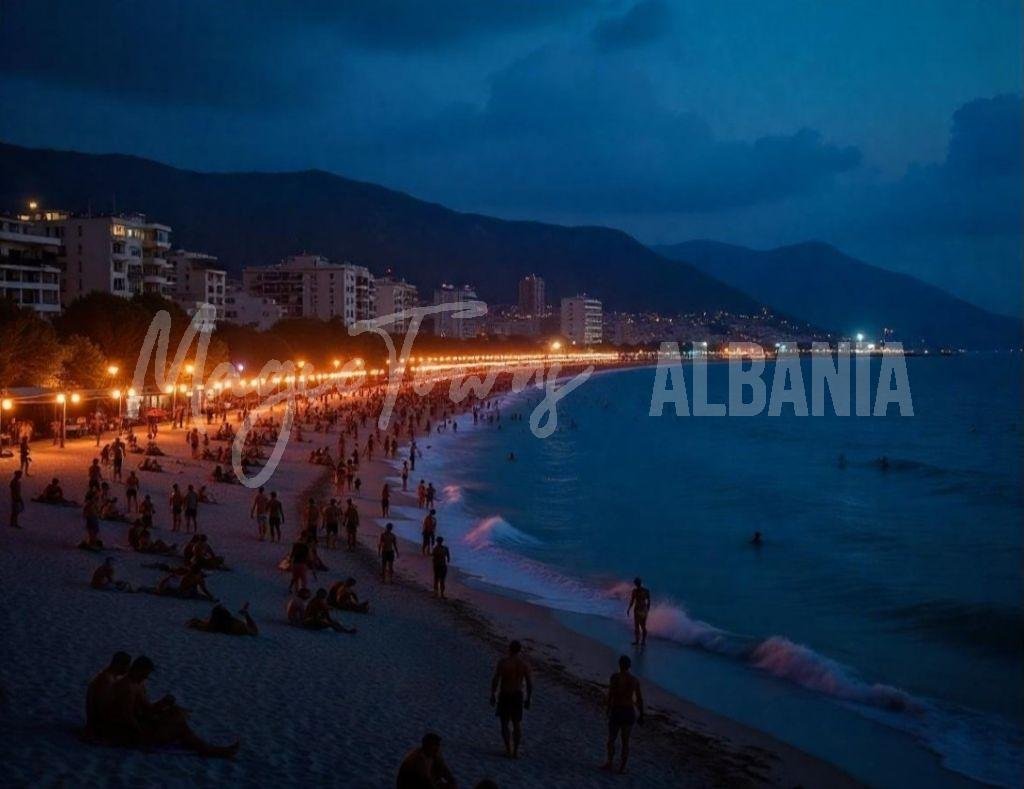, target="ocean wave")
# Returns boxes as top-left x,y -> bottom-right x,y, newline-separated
749,636 -> 919,712
463,516 -> 542,550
